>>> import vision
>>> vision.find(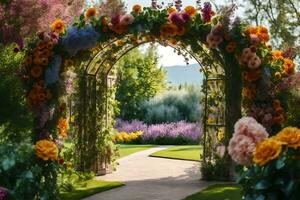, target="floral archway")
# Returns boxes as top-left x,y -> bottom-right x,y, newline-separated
18,1 -> 296,198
